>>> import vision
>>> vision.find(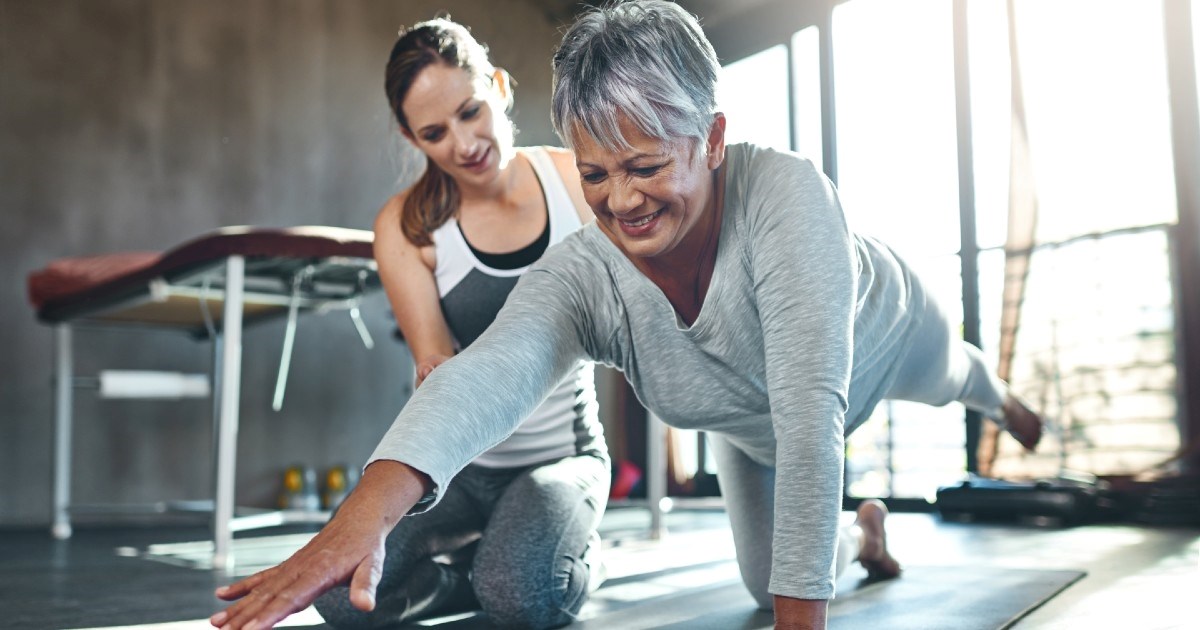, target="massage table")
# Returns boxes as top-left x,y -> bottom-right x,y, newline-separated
28,226 -> 379,570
